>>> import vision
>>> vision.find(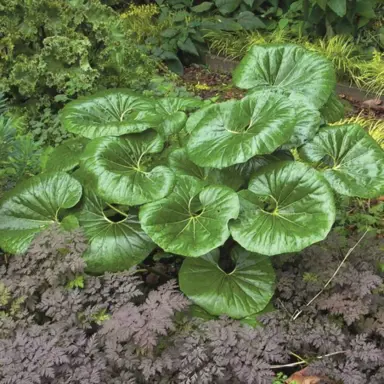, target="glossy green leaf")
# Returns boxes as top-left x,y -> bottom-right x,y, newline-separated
283,93 -> 321,148
179,246 -> 275,318
320,93 -> 345,123
299,124 -> 384,198
139,176 -> 239,257
247,89 -> 321,149
169,148 -> 243,190
186,92 -> 296,168
143,97 -> 205,137
60,89 -> 154,139
233,44 -> 336,108
74,172 -> 155,274
82,130 -> 175,206
0,172 -> 82,254
231,150 -> 294,182
45,138 -> 89,172
230,161 -> 336,255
